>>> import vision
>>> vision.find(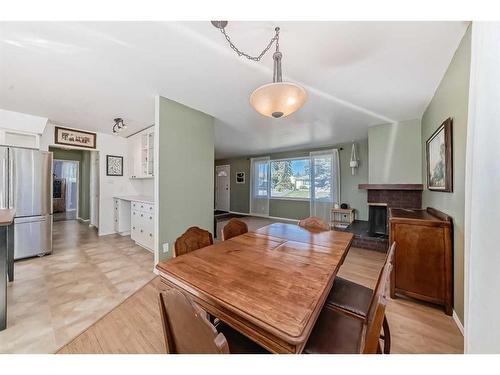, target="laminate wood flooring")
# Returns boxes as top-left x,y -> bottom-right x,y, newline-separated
0,220 -> 155,353
59,217 -> 464,354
